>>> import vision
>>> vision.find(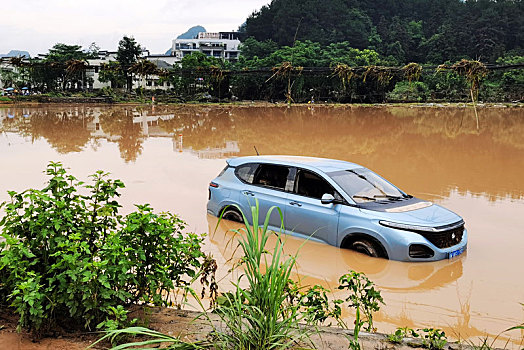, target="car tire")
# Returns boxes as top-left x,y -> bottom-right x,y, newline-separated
351,239 -> 380,258
221,207 -> 243,223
